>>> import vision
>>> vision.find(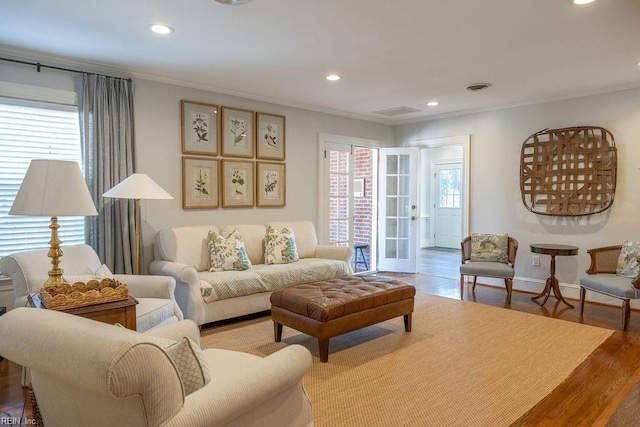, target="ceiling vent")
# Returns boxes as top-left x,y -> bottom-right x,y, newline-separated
466,83 -> 491,92
372,106 -> 421,116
